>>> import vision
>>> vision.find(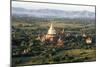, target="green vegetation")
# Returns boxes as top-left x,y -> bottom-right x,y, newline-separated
11,16 -> 96,66
12,48 -> 96,66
